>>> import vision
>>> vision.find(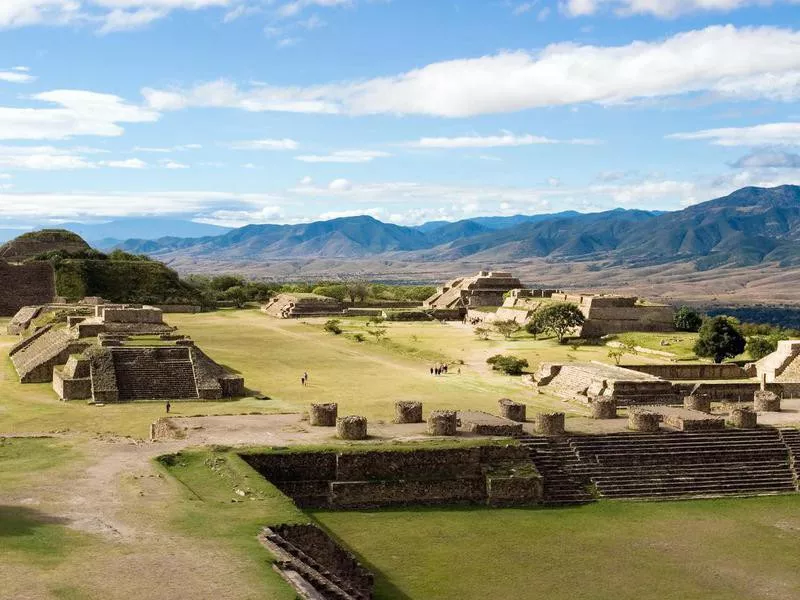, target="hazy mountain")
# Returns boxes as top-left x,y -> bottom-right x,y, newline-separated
112,186 -> 800,269
55,218 -> 231,245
